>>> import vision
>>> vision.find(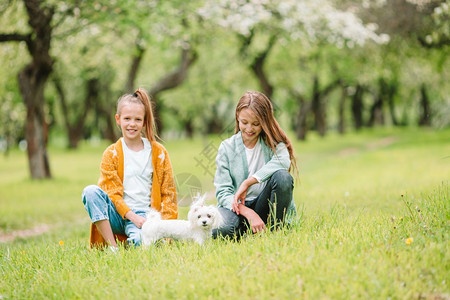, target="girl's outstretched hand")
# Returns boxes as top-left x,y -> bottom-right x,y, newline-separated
125,211 -> 146,229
